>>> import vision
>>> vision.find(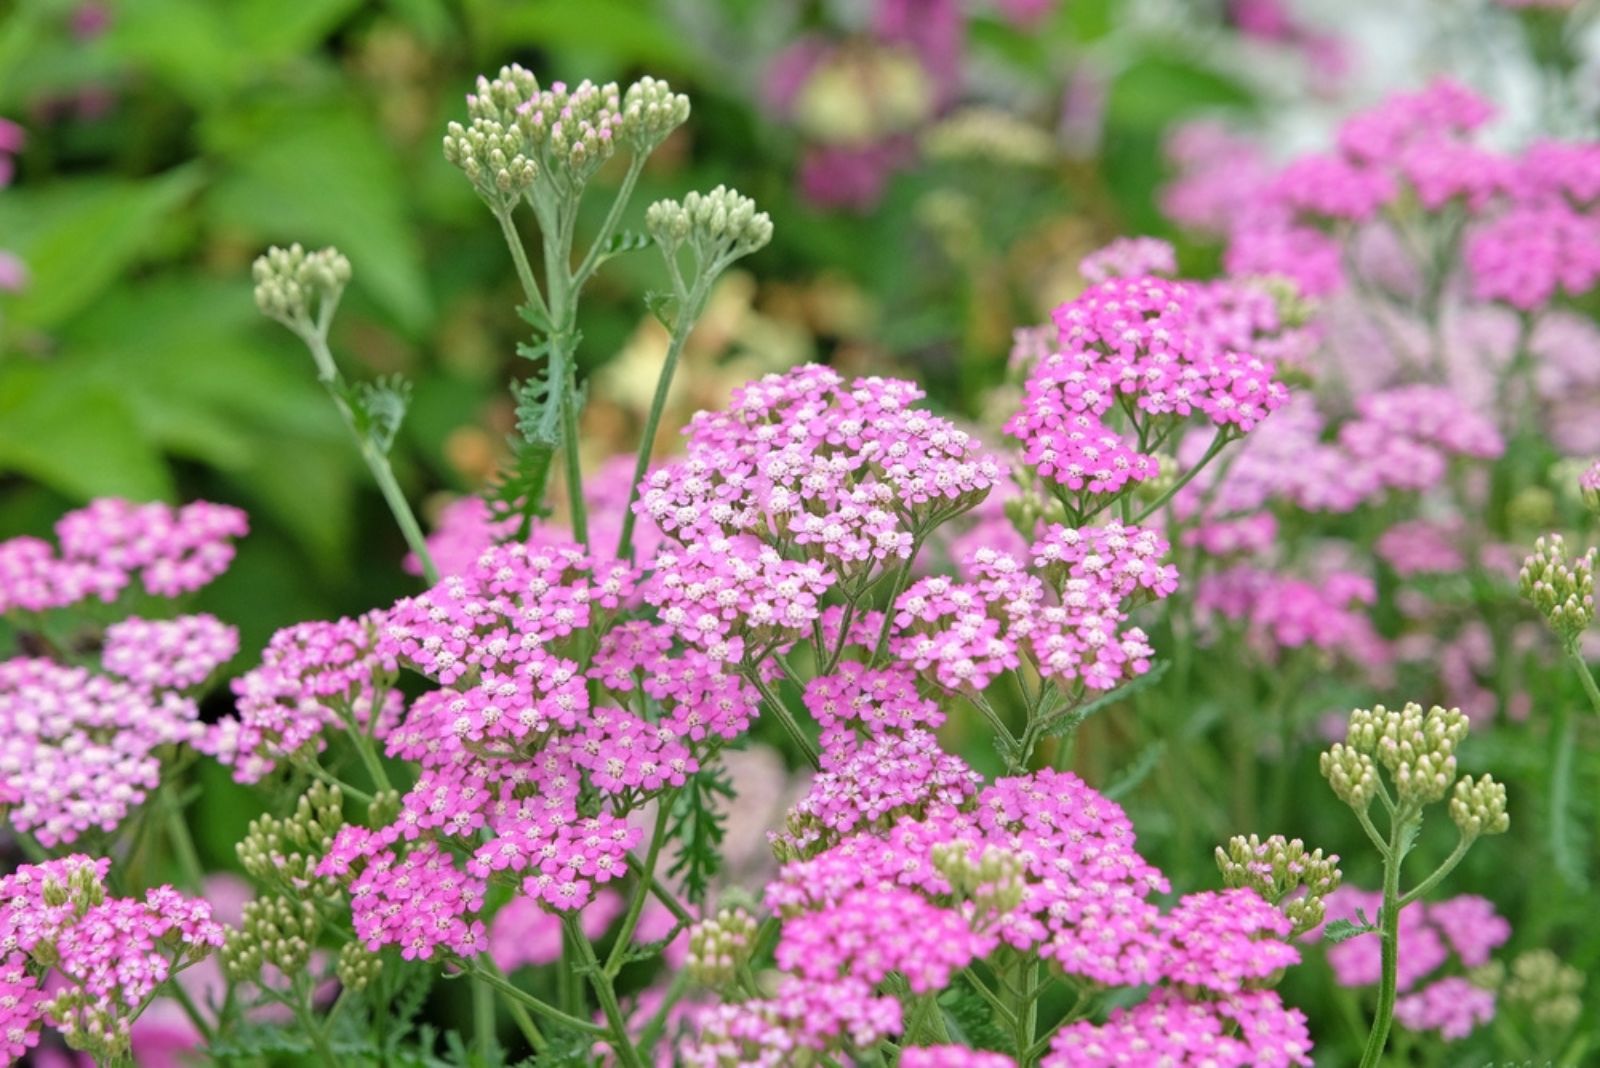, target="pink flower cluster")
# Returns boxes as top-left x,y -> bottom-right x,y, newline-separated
0,499 -> 246,616
730,743 -> 1309,1062
1006,275 -> 1287,511
1079,236 -> 1178,284
1176,385 -> 1505,551
1313,888 -> 1510,1041
893,522 -> 1176,692
1195,565 -> 1388,665
1044,988 -> 1313,1067
0,856 -> 222,1059
639,365 -> 998,584
0,658 -> 203,846
680,976 -> 901,1067
203,614 -> 398,783
100,613 -> 238,690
